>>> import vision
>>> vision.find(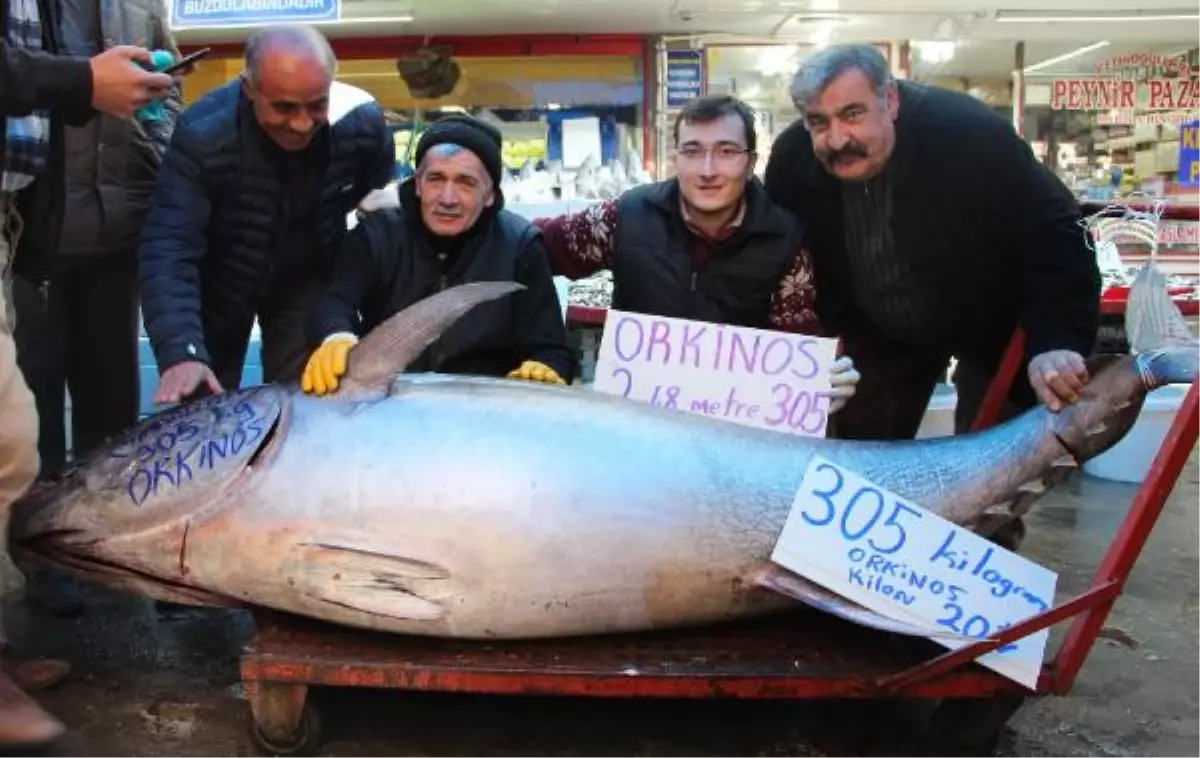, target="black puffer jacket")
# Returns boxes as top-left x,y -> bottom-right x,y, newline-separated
138,80 -> 393,370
